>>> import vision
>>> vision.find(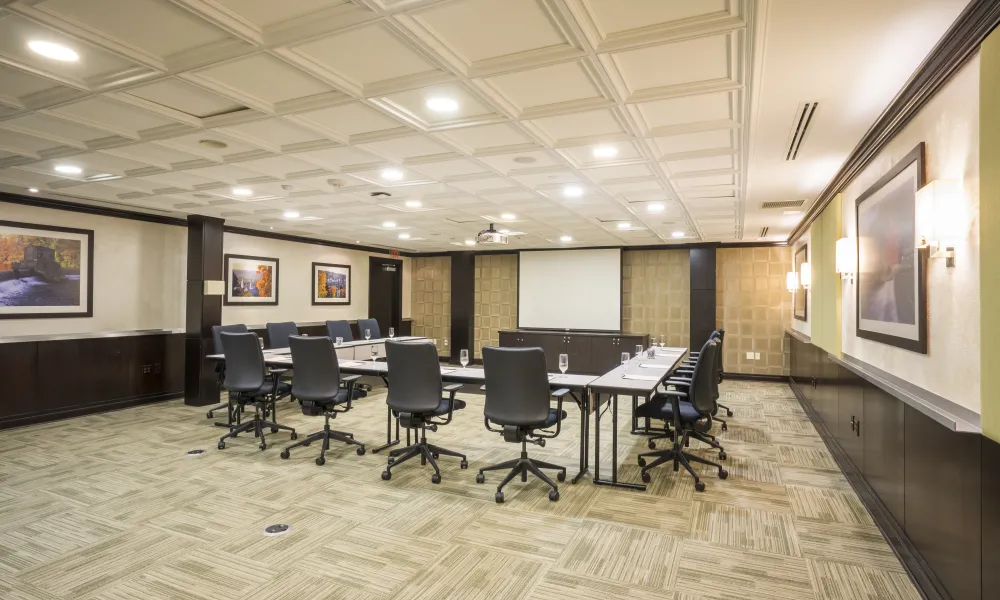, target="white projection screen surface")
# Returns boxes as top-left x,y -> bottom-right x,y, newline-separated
518,249 -> 621,331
